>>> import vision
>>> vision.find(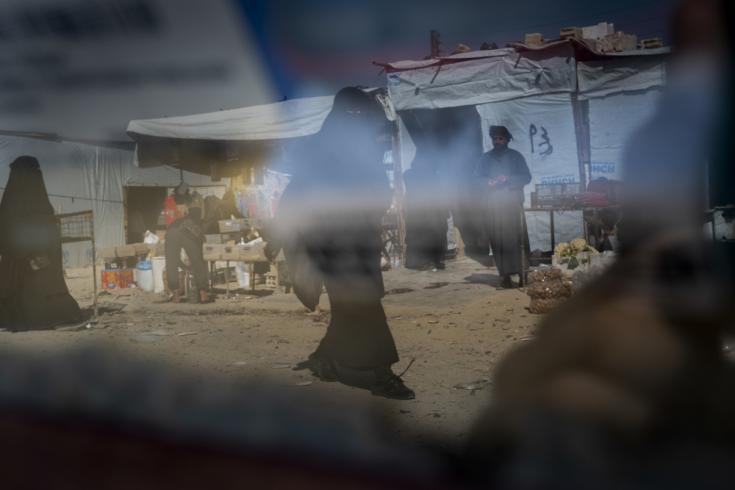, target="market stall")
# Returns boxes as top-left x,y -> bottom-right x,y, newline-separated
376,38 -> 669,258
126,89 -> 400,292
